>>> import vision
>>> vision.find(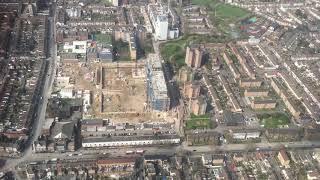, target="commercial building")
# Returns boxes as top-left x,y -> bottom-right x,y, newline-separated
185,46 -> 203,68
98,48 -> 113,63
82,135 -> 180,148
63,41 -> 87,54
190,96 -> 207,115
